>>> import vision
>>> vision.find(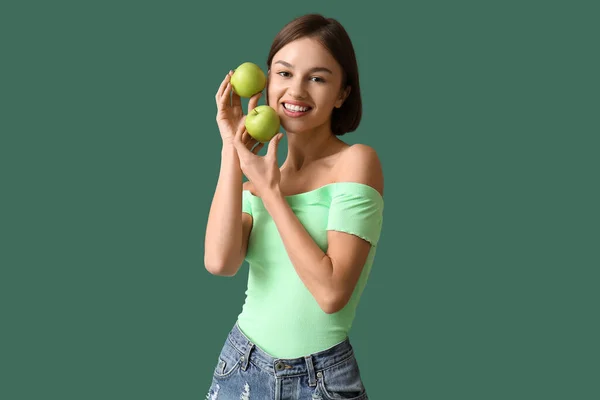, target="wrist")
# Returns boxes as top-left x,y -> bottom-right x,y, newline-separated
220,143 -> 241,171
261,187 -> 284,207
221,142 -> 237,156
